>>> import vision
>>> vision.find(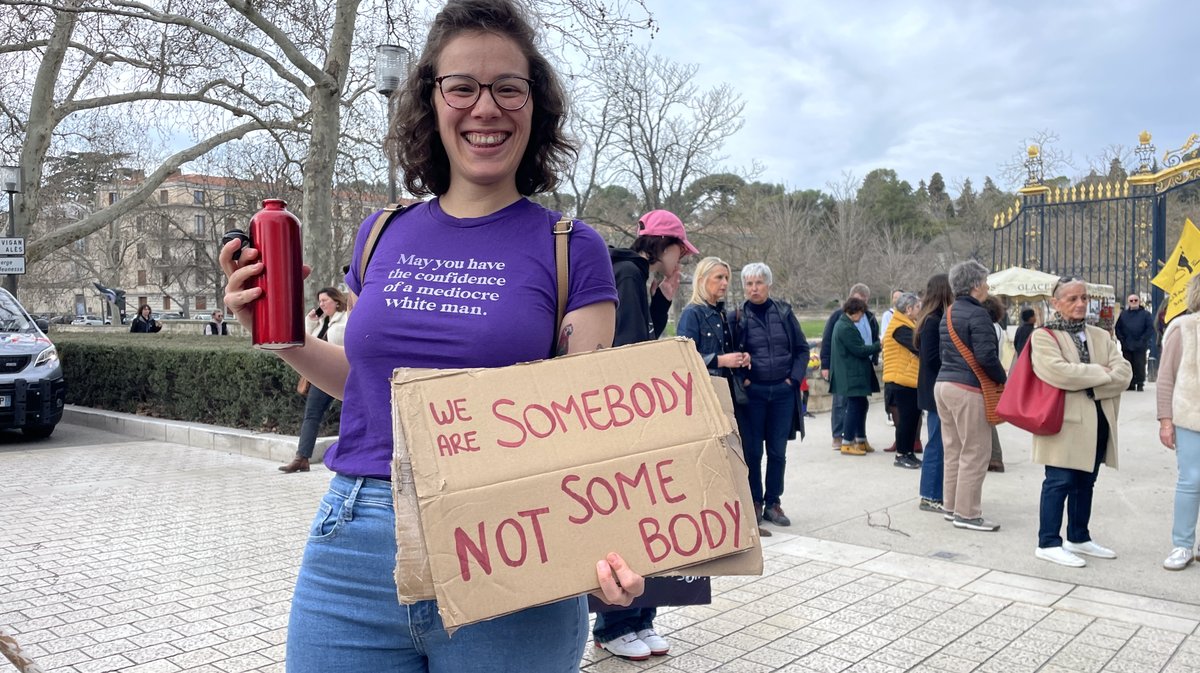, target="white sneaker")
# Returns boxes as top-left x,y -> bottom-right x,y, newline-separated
1036,546 -> 1086,568
596,632 -> 651,660
636,628 -> 670,655
1164,547 -> 1194,571
1063,540 -> 1117,559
